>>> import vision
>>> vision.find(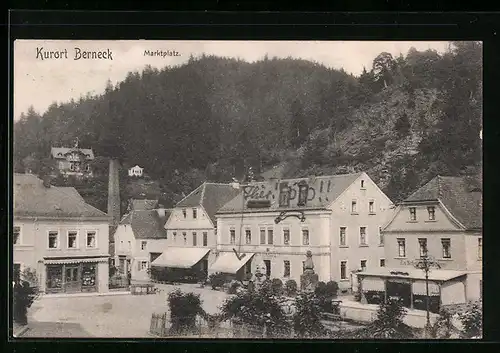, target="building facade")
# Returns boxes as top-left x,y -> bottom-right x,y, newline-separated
113,200 -> 171,281
160,183 -> 241,276
357,175 -> 482,310
50,142 -> 95,178
13,173 -> 110,294
215,172 -> 394,289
